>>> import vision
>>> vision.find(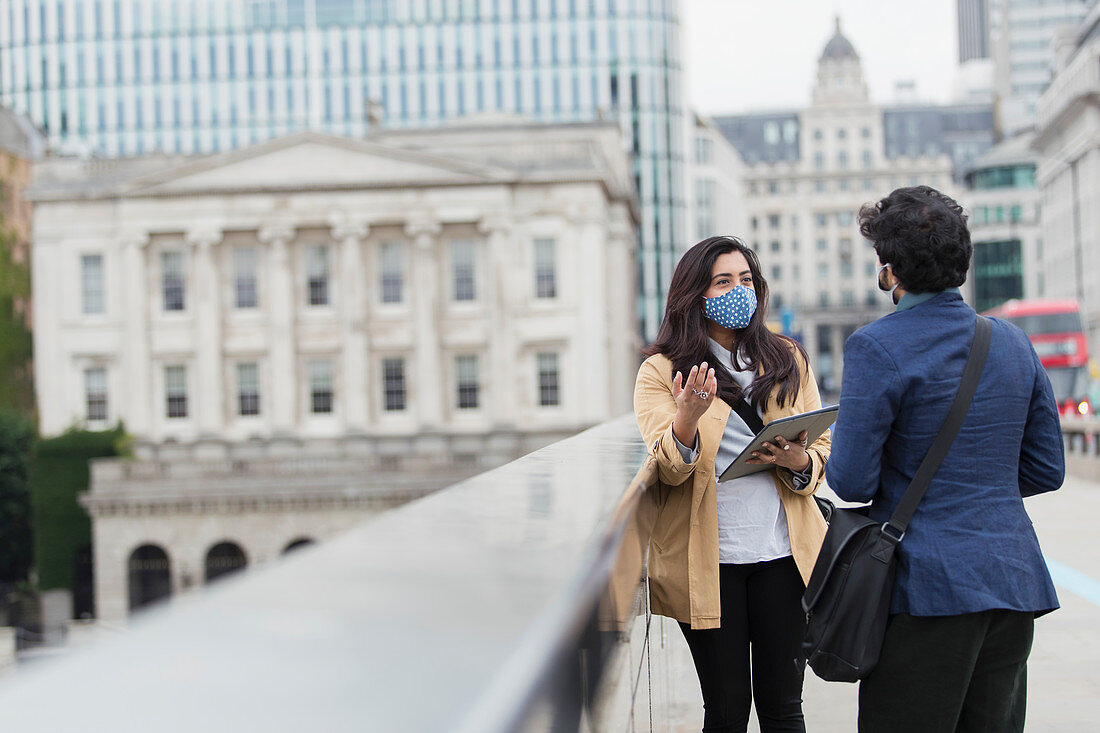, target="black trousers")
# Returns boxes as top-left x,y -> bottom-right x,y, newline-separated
679,557 -> 807,733
859,609 -> 1035,733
